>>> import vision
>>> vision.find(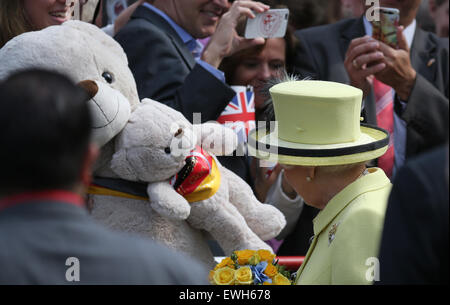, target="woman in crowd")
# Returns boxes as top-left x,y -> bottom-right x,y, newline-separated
0,0 -> 141,49
217,2 -> 299,188
218,5 -> 311,254
0,0 -> 74,48
219,19 -> 298,124
250,80 -> 392,284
